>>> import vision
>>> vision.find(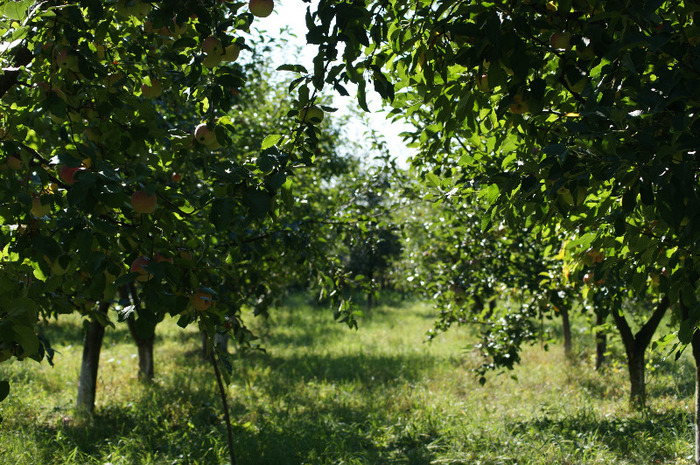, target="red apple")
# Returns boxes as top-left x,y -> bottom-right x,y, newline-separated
60,165 -> 82,185
249,0 -> 274,17
131,189 -> 157,214
202,36 -> 223,55
171,173 -> 182,183
154,252 -> 174,264
130,256 -> 151,282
